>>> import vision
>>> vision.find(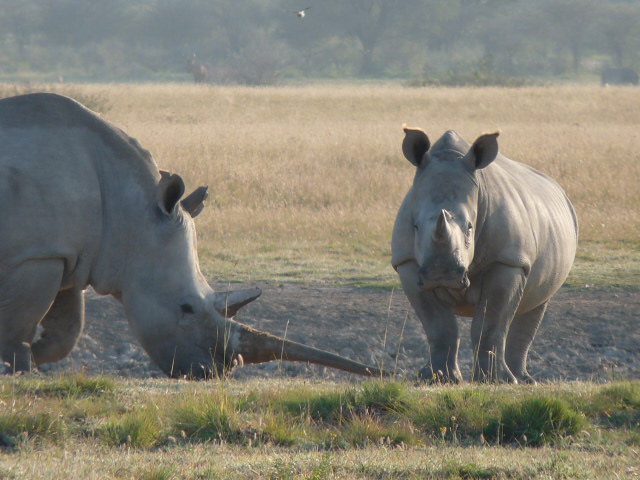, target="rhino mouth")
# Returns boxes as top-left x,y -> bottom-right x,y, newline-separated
418,270 -> 470,290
